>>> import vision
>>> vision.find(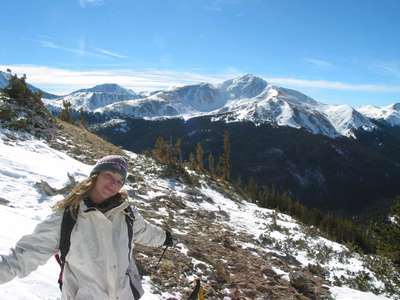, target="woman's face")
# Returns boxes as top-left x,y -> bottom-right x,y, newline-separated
90,171 -> 124,203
